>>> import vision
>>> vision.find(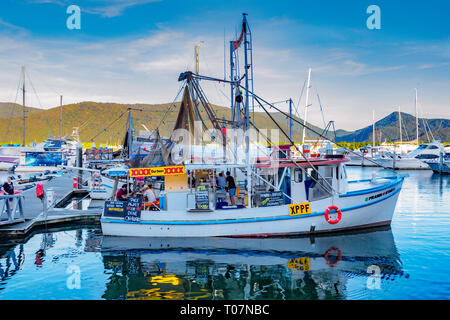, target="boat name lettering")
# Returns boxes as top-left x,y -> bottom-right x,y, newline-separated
289,202 -> 311,216
365,188 -> 395,201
